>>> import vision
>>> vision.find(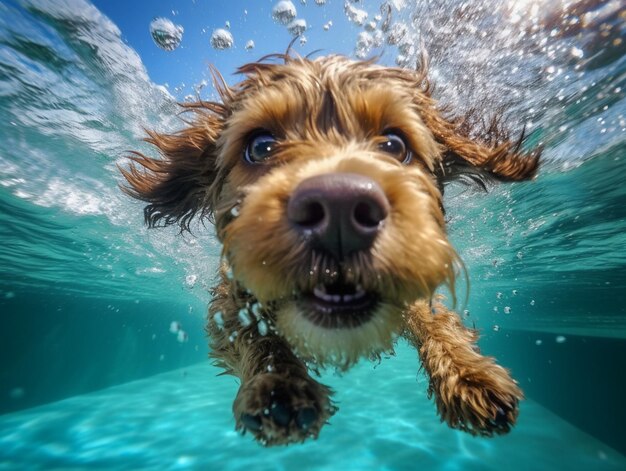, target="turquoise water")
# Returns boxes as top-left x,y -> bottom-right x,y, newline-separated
1,0 -> 625,469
